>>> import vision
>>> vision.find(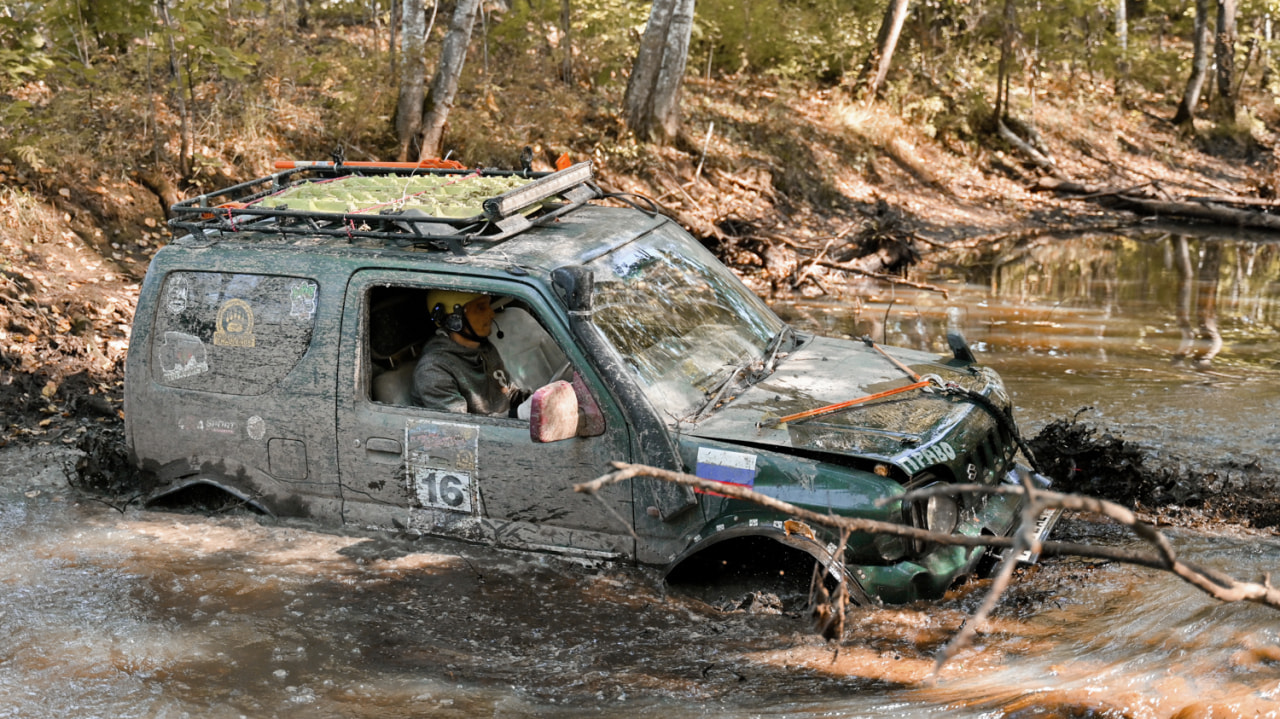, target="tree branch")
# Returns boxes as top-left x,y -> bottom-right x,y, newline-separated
815,260 -> 950,297
576,462 -> 1280,676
